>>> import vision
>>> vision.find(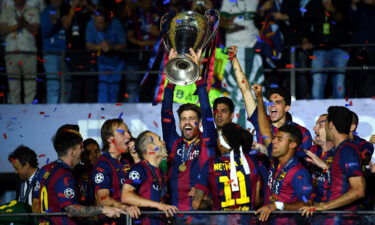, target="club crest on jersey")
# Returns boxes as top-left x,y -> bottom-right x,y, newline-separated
34,181 -> 40,191
129,171 -> 140,181
153,184 -> 160,191
64,188 -> 75,199
94,173 -> 104,184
